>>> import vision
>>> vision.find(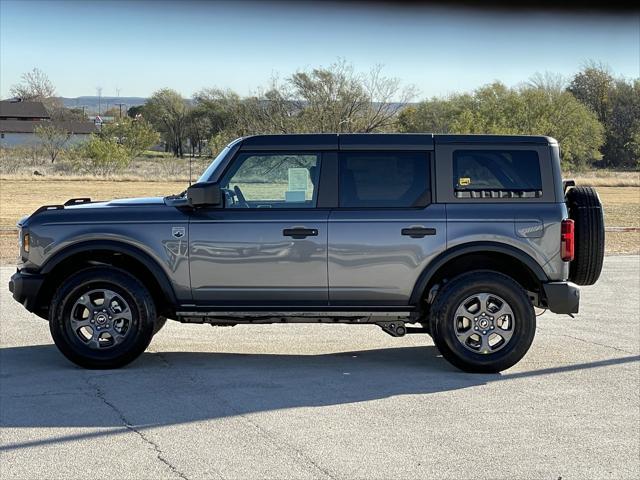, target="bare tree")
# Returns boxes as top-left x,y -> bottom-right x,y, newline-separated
527,71 -> 568,95
361,64 -> 417,132
34,123 -> 72,163
9,67 -> 65,117
9,68 -> 56,101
